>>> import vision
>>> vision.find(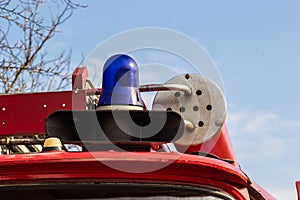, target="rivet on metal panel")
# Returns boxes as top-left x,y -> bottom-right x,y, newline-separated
2,107 -> 5,111
43,104 -> 47,108
62,103 -> 66,107
2,121 -> 6,125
